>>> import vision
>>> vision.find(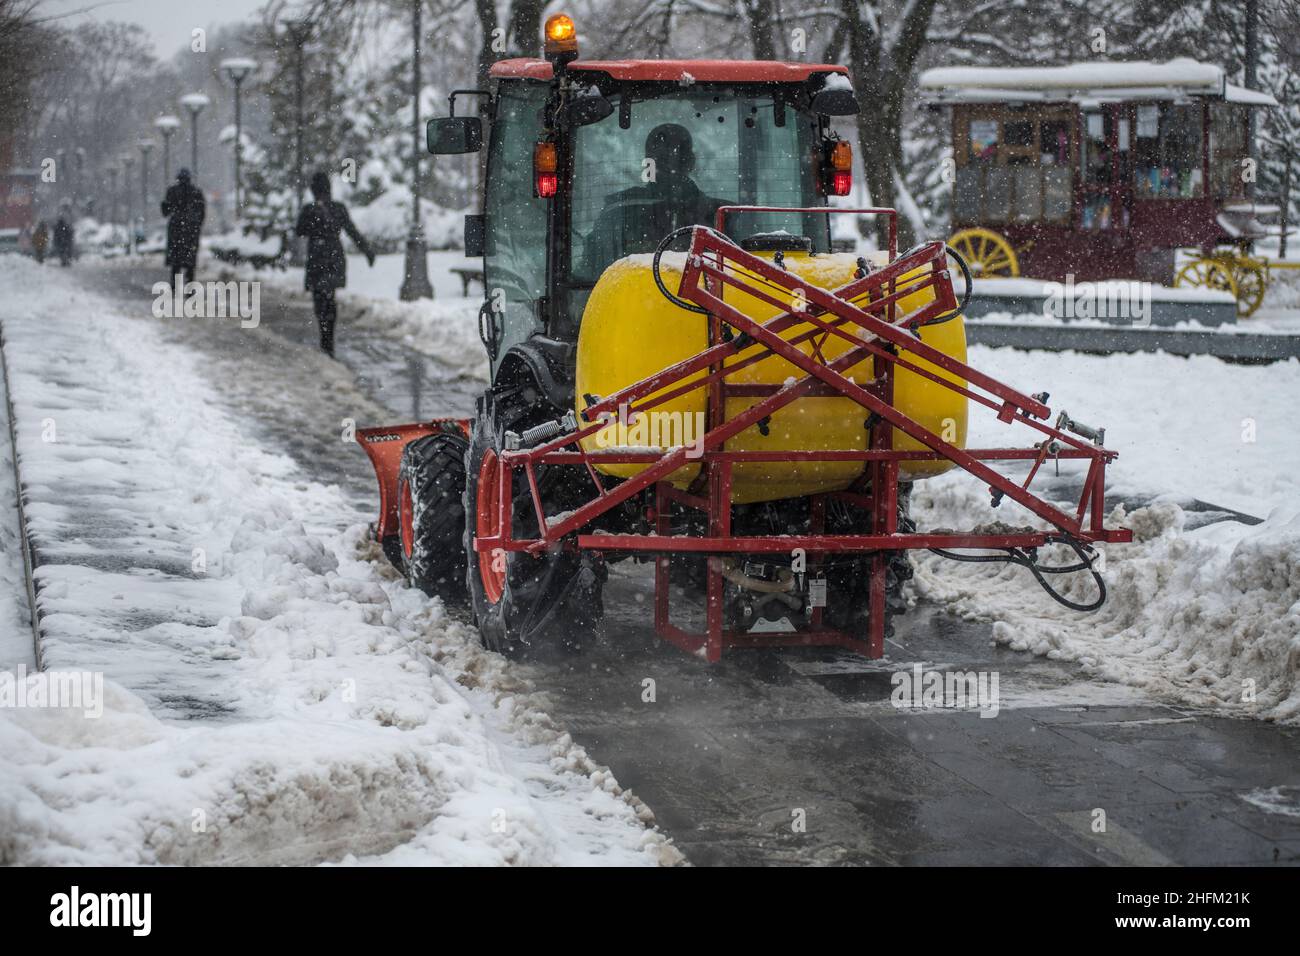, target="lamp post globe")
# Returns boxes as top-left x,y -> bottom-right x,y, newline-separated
154,115 -> 181,183
179,92 -> 210,178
